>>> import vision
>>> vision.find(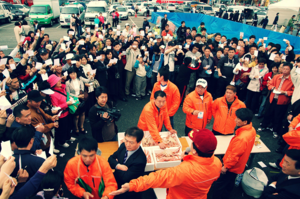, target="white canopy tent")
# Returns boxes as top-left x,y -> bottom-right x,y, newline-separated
267,0 -> 300,26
